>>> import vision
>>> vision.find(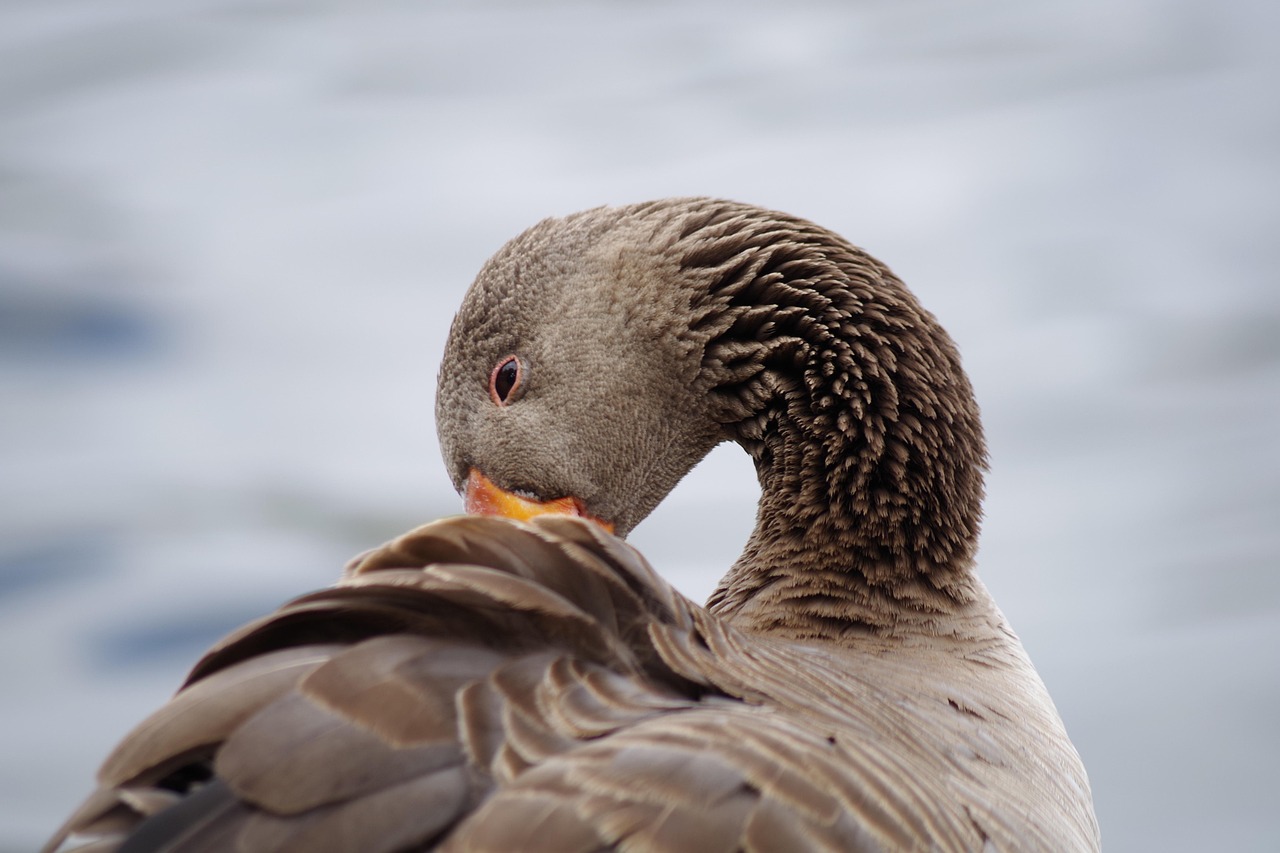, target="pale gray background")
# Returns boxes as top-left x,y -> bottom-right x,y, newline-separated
2,1 -> 1277,850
